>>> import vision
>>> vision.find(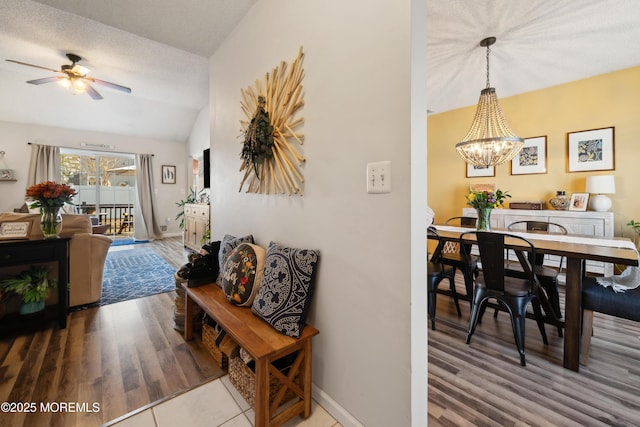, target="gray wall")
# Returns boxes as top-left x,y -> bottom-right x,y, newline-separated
208,0 -> 418,425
